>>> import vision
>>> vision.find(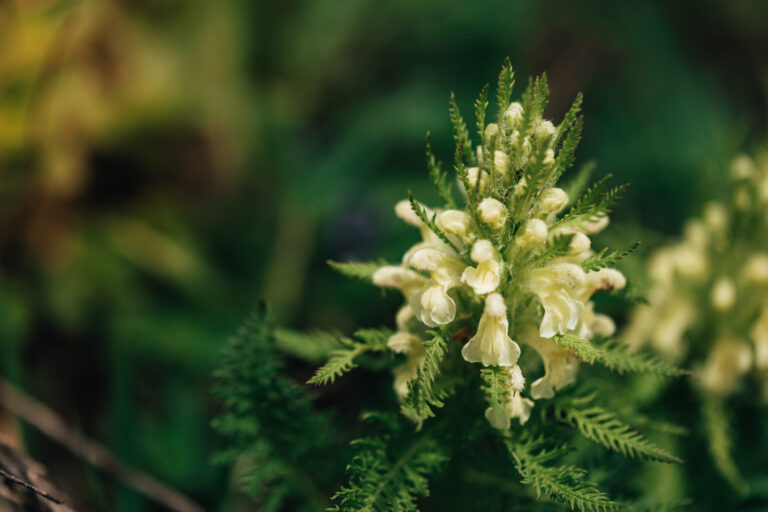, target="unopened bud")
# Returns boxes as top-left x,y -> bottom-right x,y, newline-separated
516,219 -> 548,248
478,198 -> 508,230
